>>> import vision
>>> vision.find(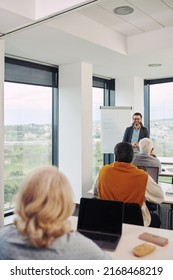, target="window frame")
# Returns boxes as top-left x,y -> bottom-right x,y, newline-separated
93,76 -> 115,165
144,77 -> 173,133
4,57 -> 59,217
